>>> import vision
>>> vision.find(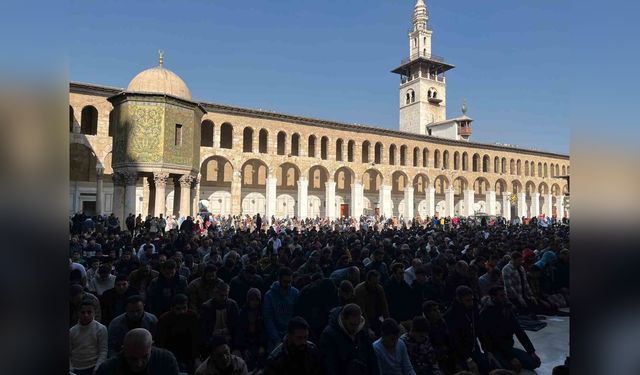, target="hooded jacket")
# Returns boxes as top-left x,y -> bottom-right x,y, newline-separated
320,306 -> 379,375
263,281 -> 299,344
